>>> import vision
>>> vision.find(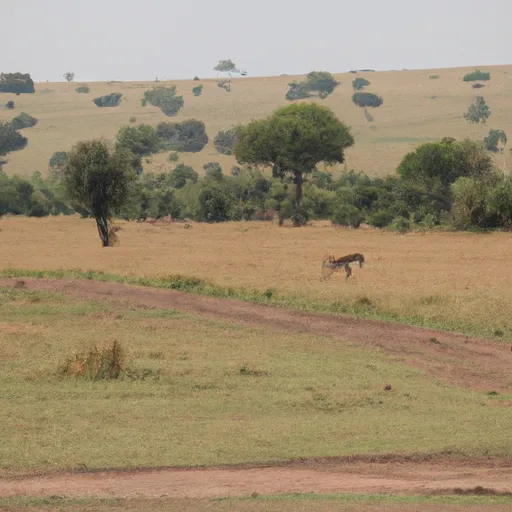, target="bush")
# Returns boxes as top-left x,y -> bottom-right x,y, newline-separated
217,80 -> 231,92
75,85 -> 90,94
169,164 -> 198,189
352,77 -> 370,90
129,116 -> 137,123
168,151 -> 179,162
193,76 -> 200,81
463,70 -> 491,82
11,112 -> 38,130
58,340 -> 126,381
286,71 -> 339,100
451,177 -> 488,229
192,84 -> 203,96
214,128 -> 237,155
143,86 -> 184,116
484,129 -> 507,152
0,122 -> 28,156
388,215 -> 410,233
464,96 -> 491,124
204,162 -> 223,180
472,83 -> 485,89
367,209 -> 394,228
5,101 -> 14,109
331,203 -> 363,227
49,151 -> 69,170
157,119 -> 208,152
0,73 -> 35,94
285,81 -> 311,100
93,93 -> 122,107
116,124 -> 160,157
429,75 -> 440,79
352,92 -> 383,108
